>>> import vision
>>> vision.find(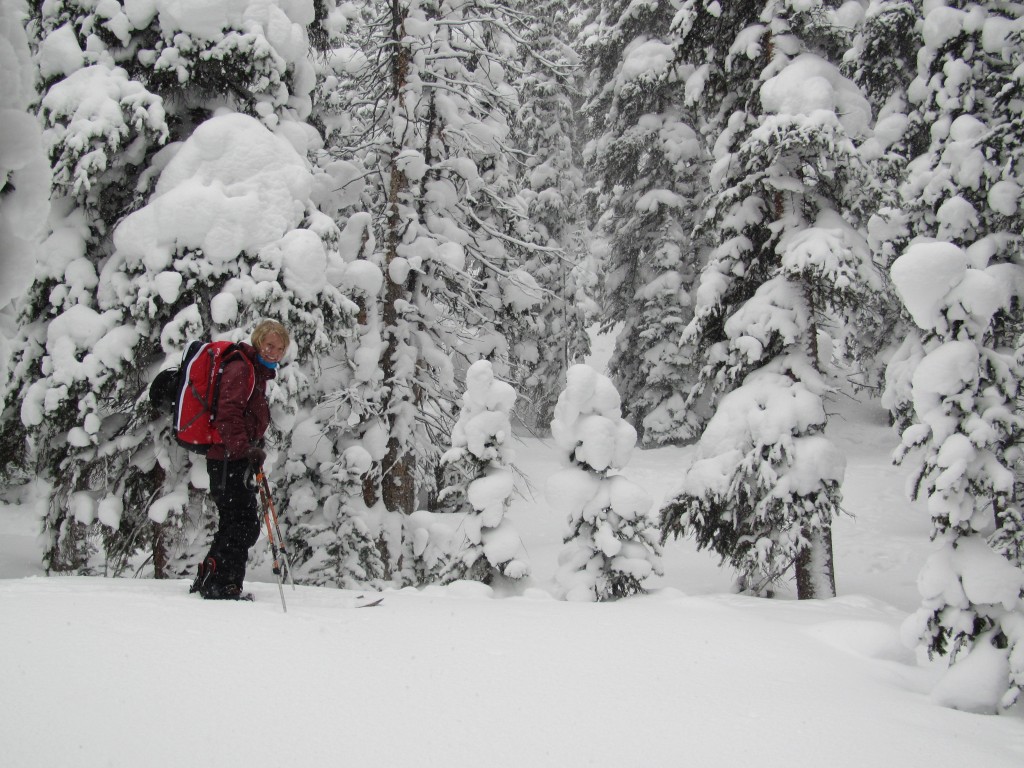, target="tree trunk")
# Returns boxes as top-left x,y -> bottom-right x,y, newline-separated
381,438 -> 416,514
380,157 -> 416,515
795,275 -> 835,599
362,474 -> 379,507
795,525 -> 836,599
152,521 -> 168,578
378,0 -> 416,515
